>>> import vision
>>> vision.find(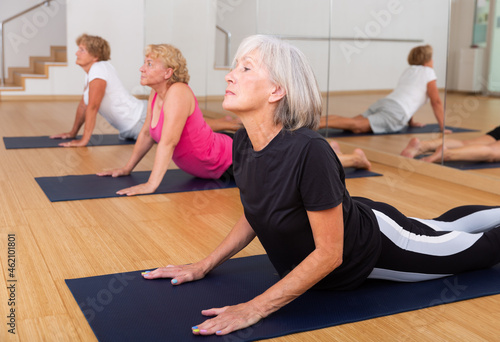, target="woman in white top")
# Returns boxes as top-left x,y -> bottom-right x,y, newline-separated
51,34 -> 241,147
51,34 -> 148,147
319,45 -> 445,134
